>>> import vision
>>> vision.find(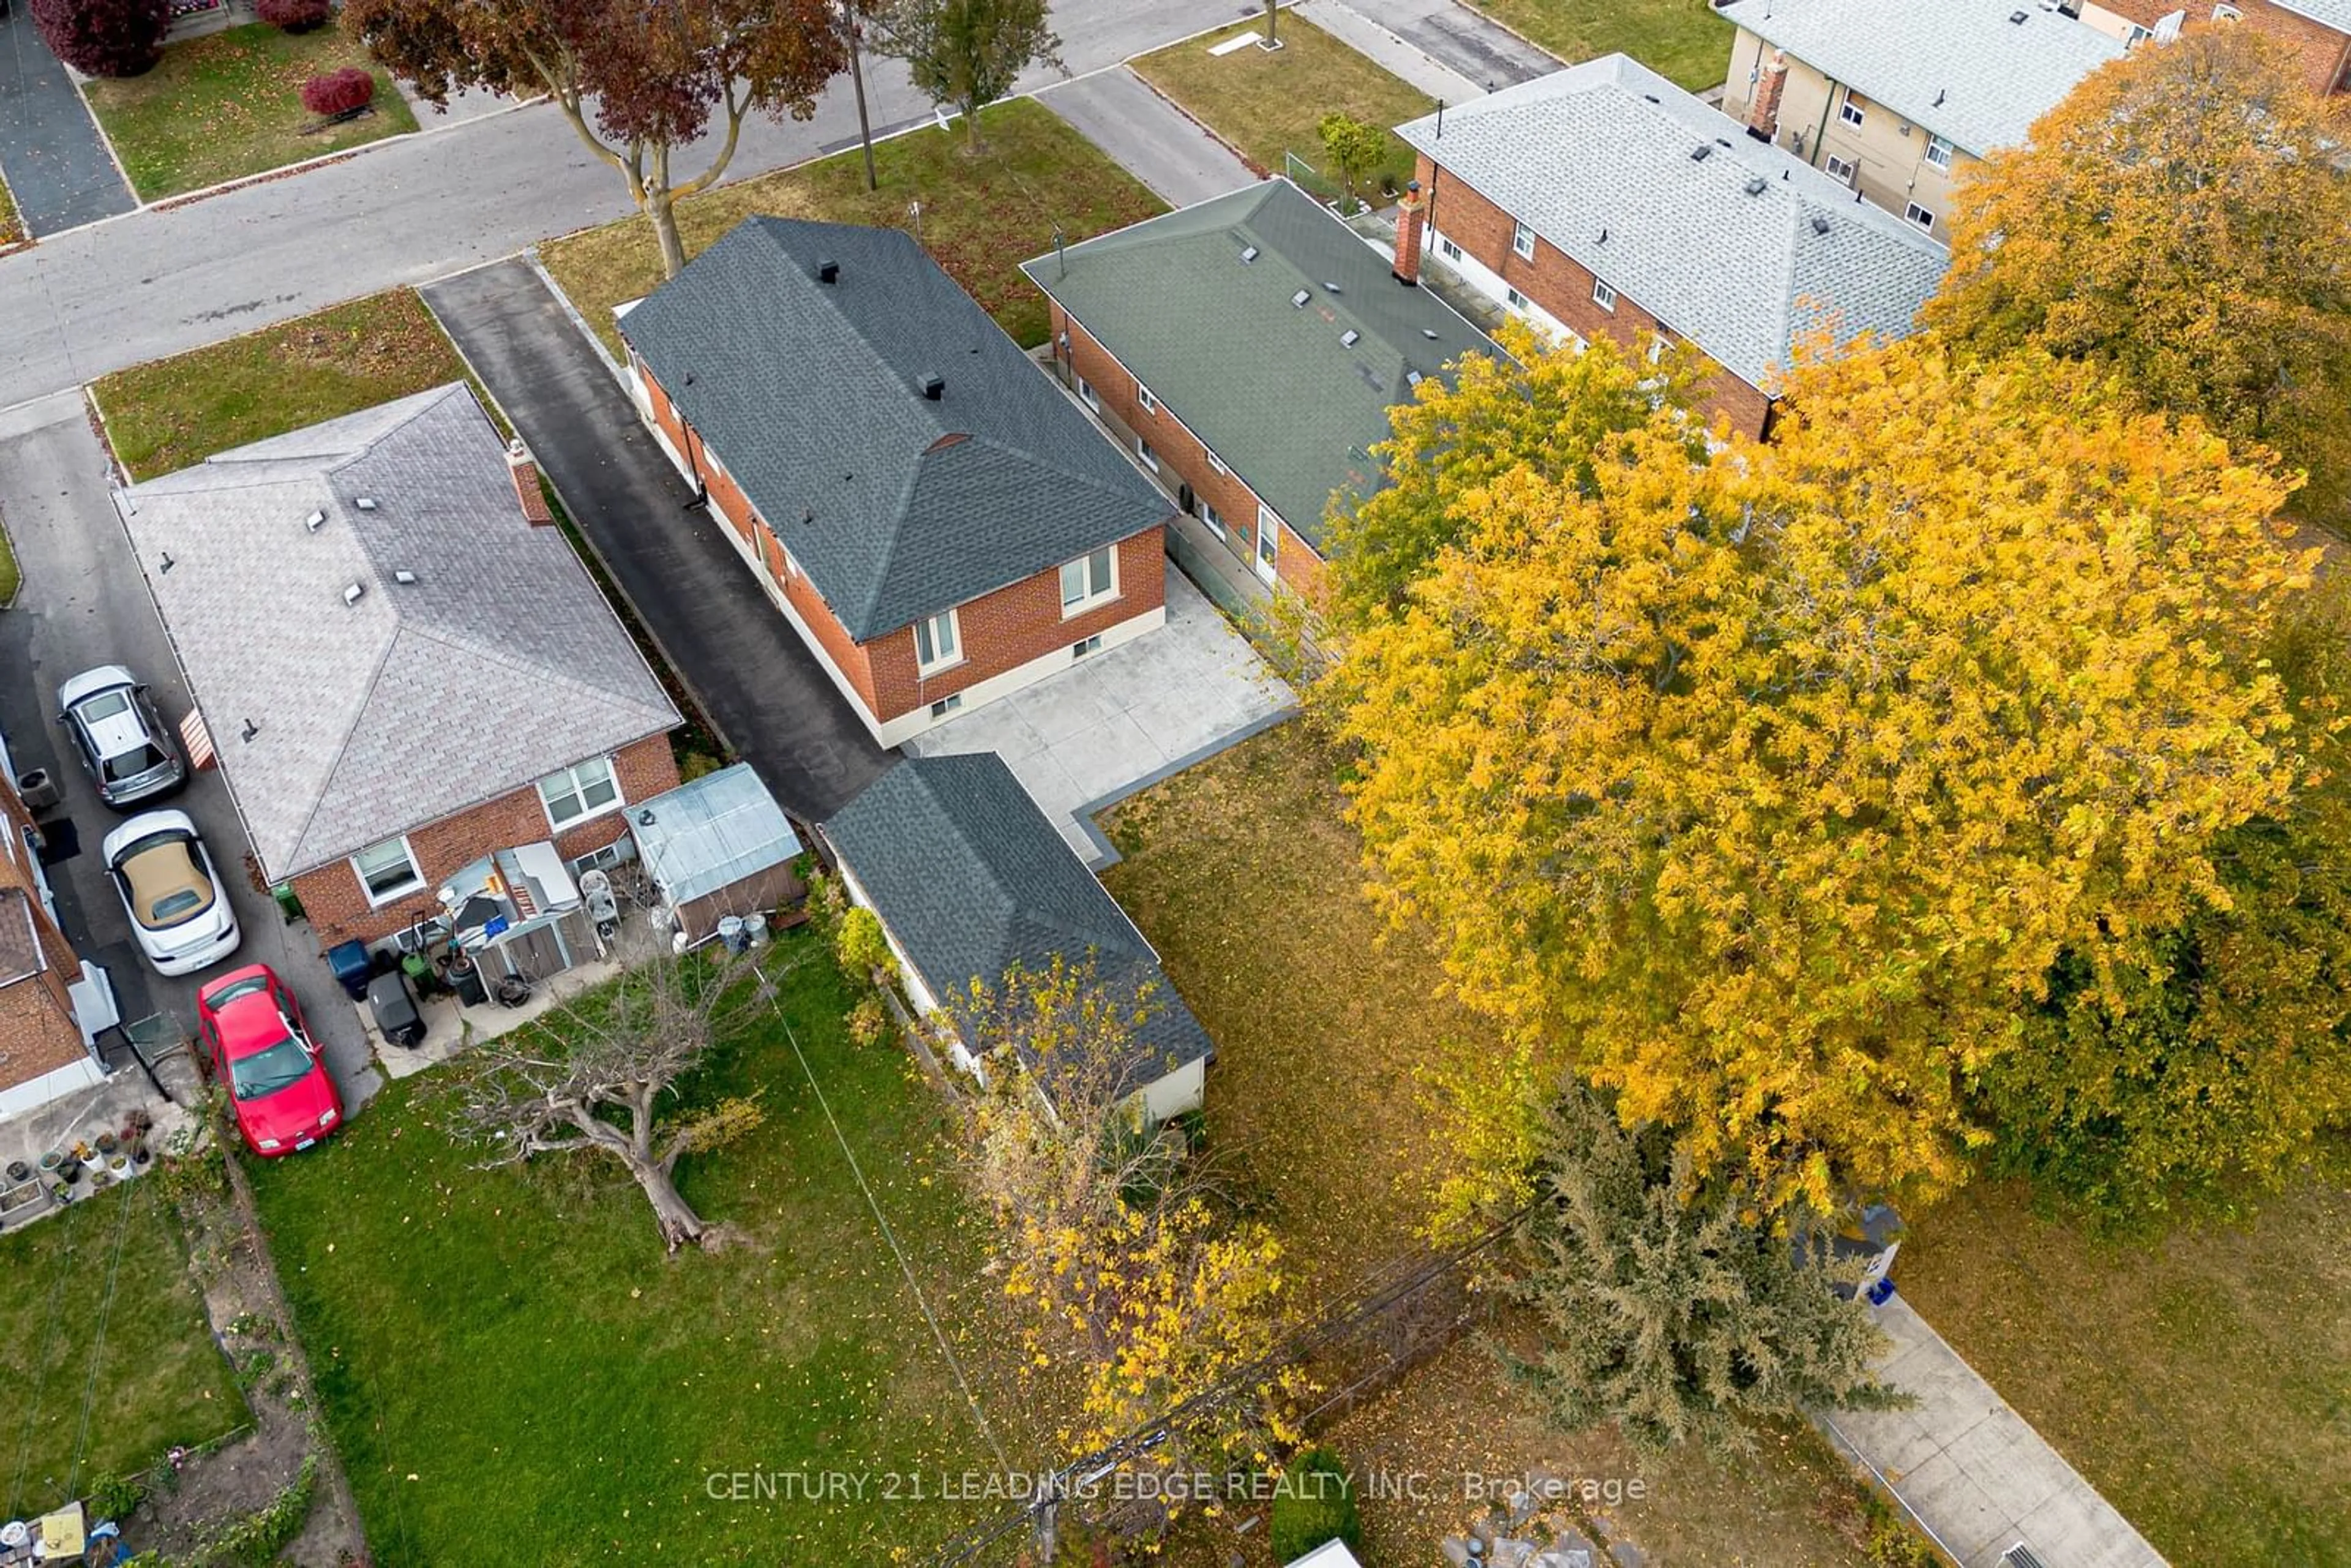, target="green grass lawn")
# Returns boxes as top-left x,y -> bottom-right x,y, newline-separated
1899,1160 -> 2351,1566
92,289 -> 473,481
540,97 -> 1165,362
1467,0 -> 1733,91
0,1179 -> 247,1518
0,170 -> 24,247
0,516 -> 20,607
84,21 -> 419,202
246,934 -> 1052,1562
1130,18 -> 1436,205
